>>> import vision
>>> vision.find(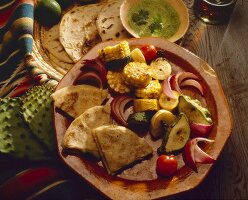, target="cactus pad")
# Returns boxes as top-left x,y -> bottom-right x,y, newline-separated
21,85 -> 55,152
0,98 -> 50,160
